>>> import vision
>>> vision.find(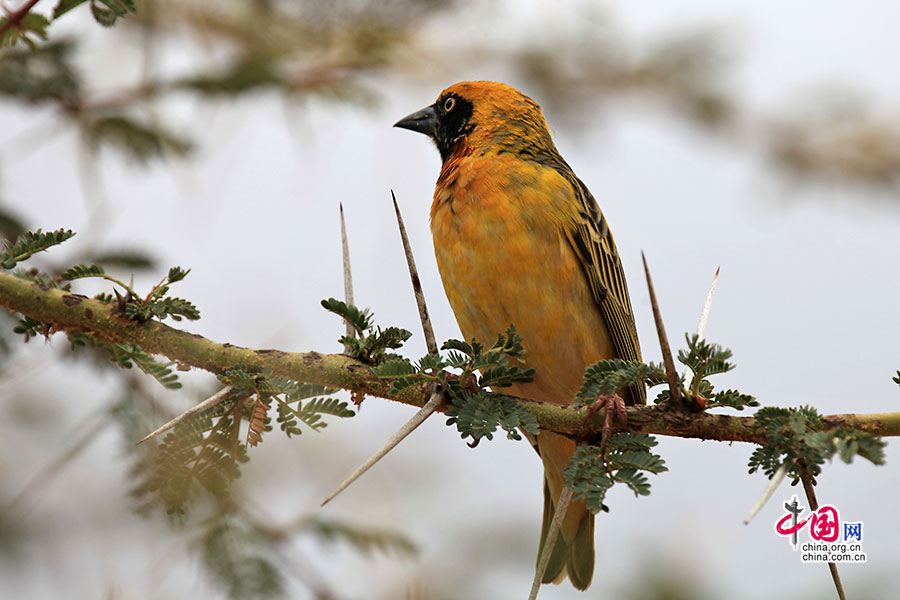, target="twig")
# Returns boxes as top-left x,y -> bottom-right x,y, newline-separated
797,460 -> 846,600
743,462 -> 787,524
642,252 -> 682,408
392,191 -> 438,355
321,390 -> 444,506
528,486 -> 574,600
0,0 -> 43,37
339,203 -> 355,352
137,386 -> 233,444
